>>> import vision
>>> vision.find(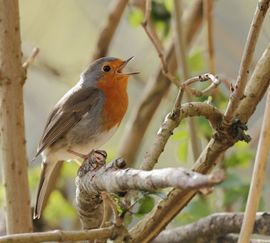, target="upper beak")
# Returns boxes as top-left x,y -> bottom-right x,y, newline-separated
117,56 -> 140,75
